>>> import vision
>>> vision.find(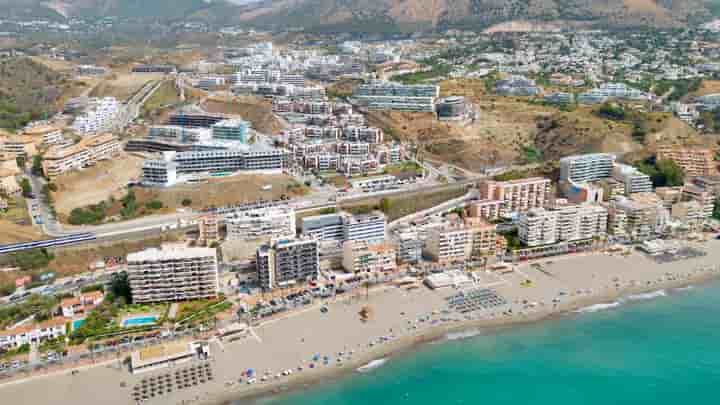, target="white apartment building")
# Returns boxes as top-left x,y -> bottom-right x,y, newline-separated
560,153 -> 616,183
72,97 -> 124,136
342,211 -> 387,242
612,164 -> 654,195
519,204 -> 608,247
126,246 -> 219,304
354,80 -> 439,112
226,206 -> 296,241
518,208 -> 558,247
141,146 -> 289,186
